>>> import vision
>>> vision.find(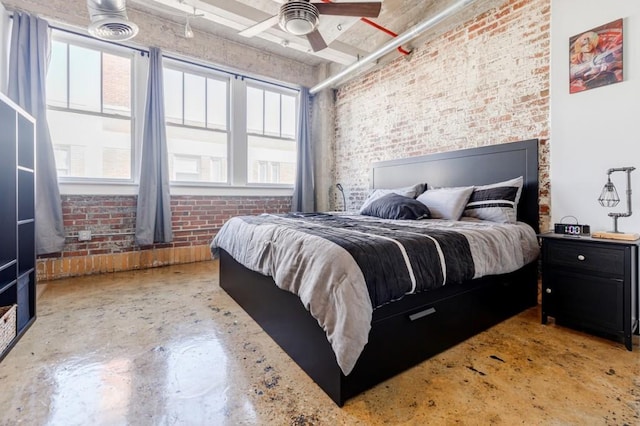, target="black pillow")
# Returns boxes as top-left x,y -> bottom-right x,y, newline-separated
361,193 -> 431,220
